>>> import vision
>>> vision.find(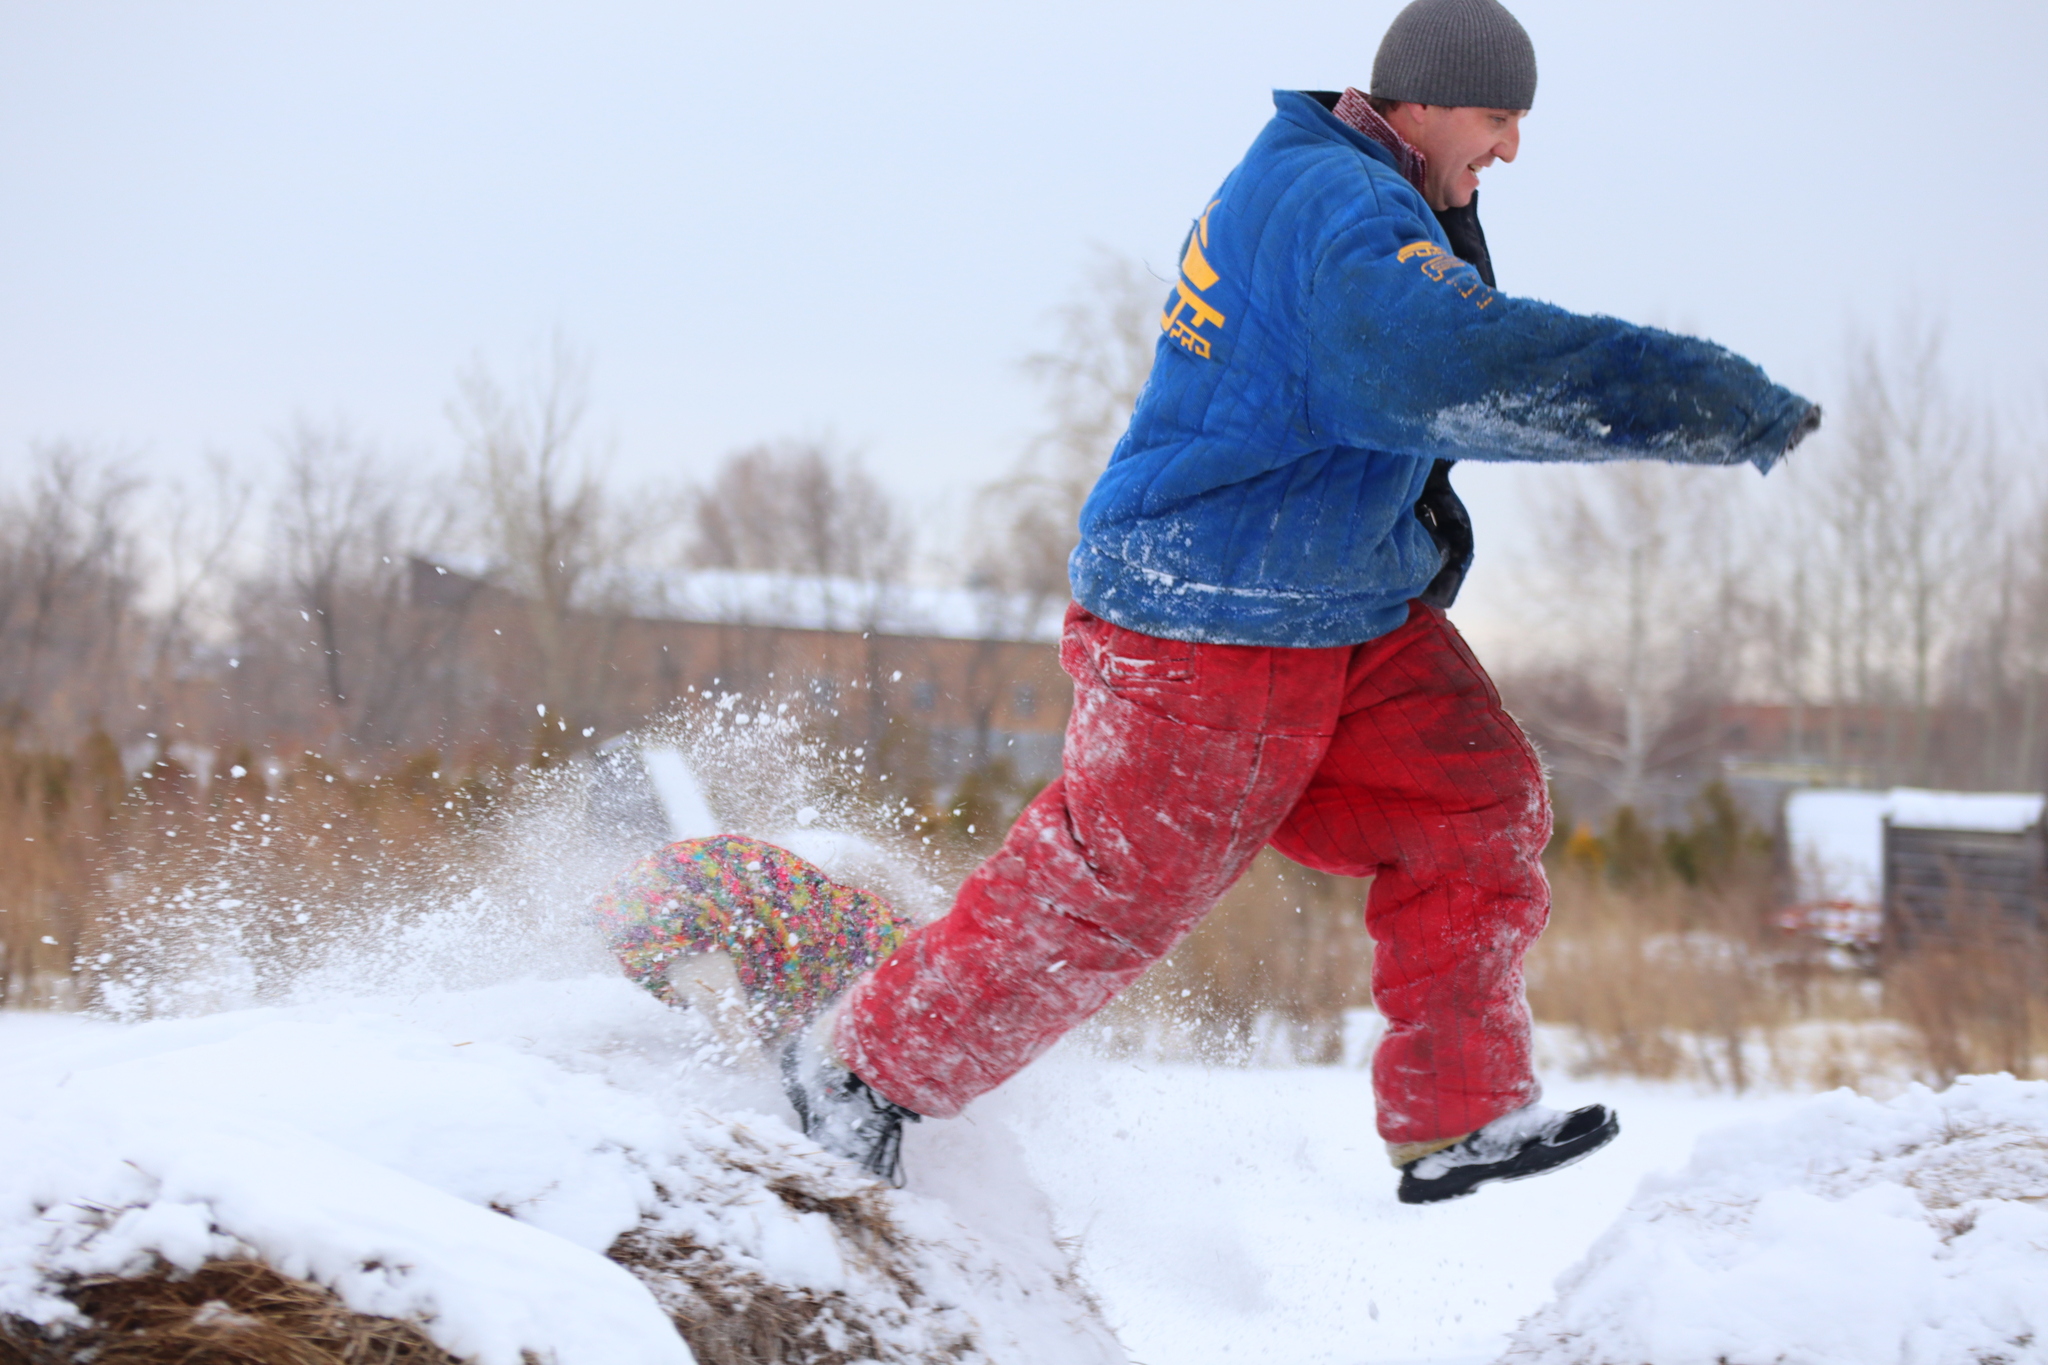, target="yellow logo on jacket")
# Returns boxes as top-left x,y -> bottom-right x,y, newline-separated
1397,241 -> 1495,309
1162,202 -> 1226,357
